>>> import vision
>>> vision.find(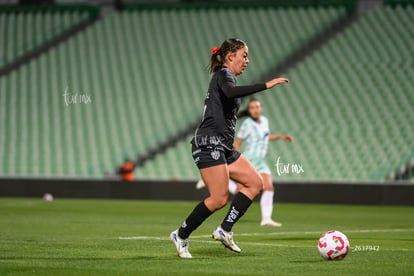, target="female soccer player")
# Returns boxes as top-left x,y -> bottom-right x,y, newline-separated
196,99 -> 293,226
170,38 -> 288,258
234,98 -> 293,227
